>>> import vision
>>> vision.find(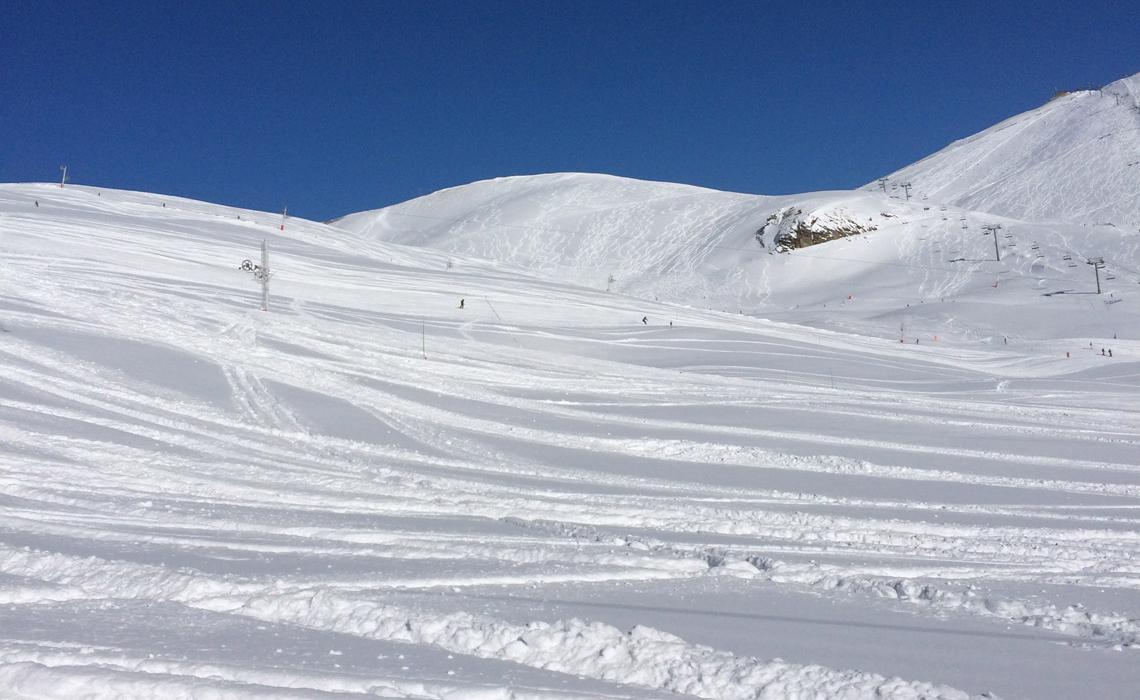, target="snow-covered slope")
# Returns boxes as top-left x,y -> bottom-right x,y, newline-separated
872,71 -> 1140,227
334,173 -> 886,306
1,183 -> 1139,699
335,173 -> 1139,343
5,71 -> 1140,700
336,74 -> 1140,325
